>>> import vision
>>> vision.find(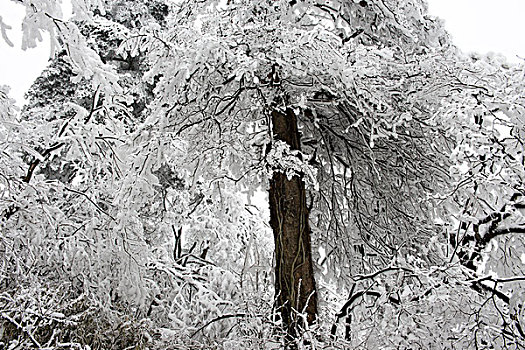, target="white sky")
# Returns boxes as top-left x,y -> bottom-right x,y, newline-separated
0,3 -> 50,106
427,0 -> 525,62
0,0 -> 524,107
